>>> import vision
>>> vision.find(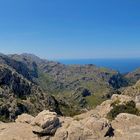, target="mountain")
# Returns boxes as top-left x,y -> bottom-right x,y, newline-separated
9,53 -> 129,114
125,68 -> 140,84
0,54 -> 62,121
0,53 -> 131,120
1,52 -> 140,140
122,79 -> 140,99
